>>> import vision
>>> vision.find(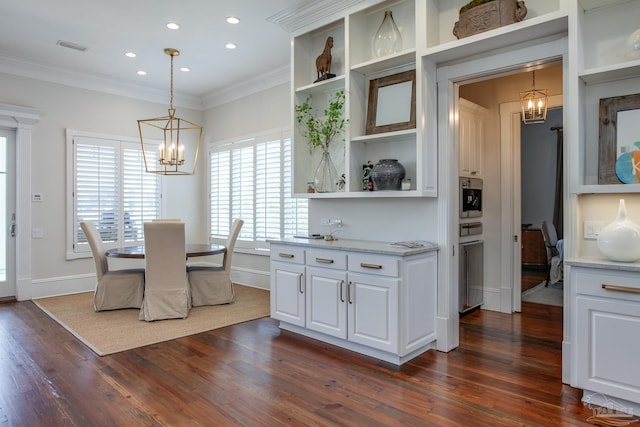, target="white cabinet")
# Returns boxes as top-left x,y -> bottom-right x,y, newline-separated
270,247 -> 305,327
347,272 -> 398,353
458,98 -> 487,178
269,239 -> 437,364
571,262 -> 640,406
